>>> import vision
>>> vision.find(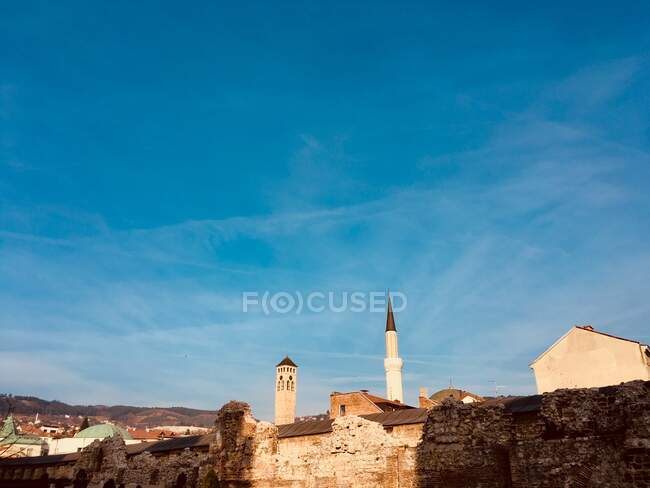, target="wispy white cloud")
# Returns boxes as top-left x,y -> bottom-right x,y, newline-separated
2,58 -> 650,419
